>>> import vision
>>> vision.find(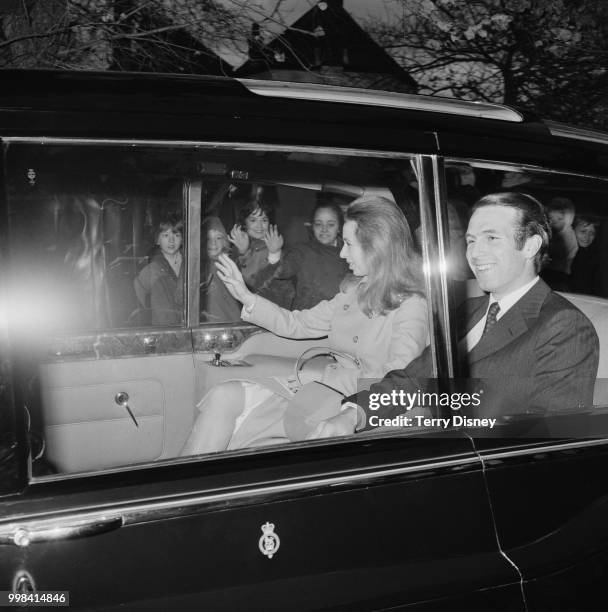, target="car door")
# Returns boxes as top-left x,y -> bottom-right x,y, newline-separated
0,147 -> 523,611
2,140 -> 196,473
0,435 -> 525,610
